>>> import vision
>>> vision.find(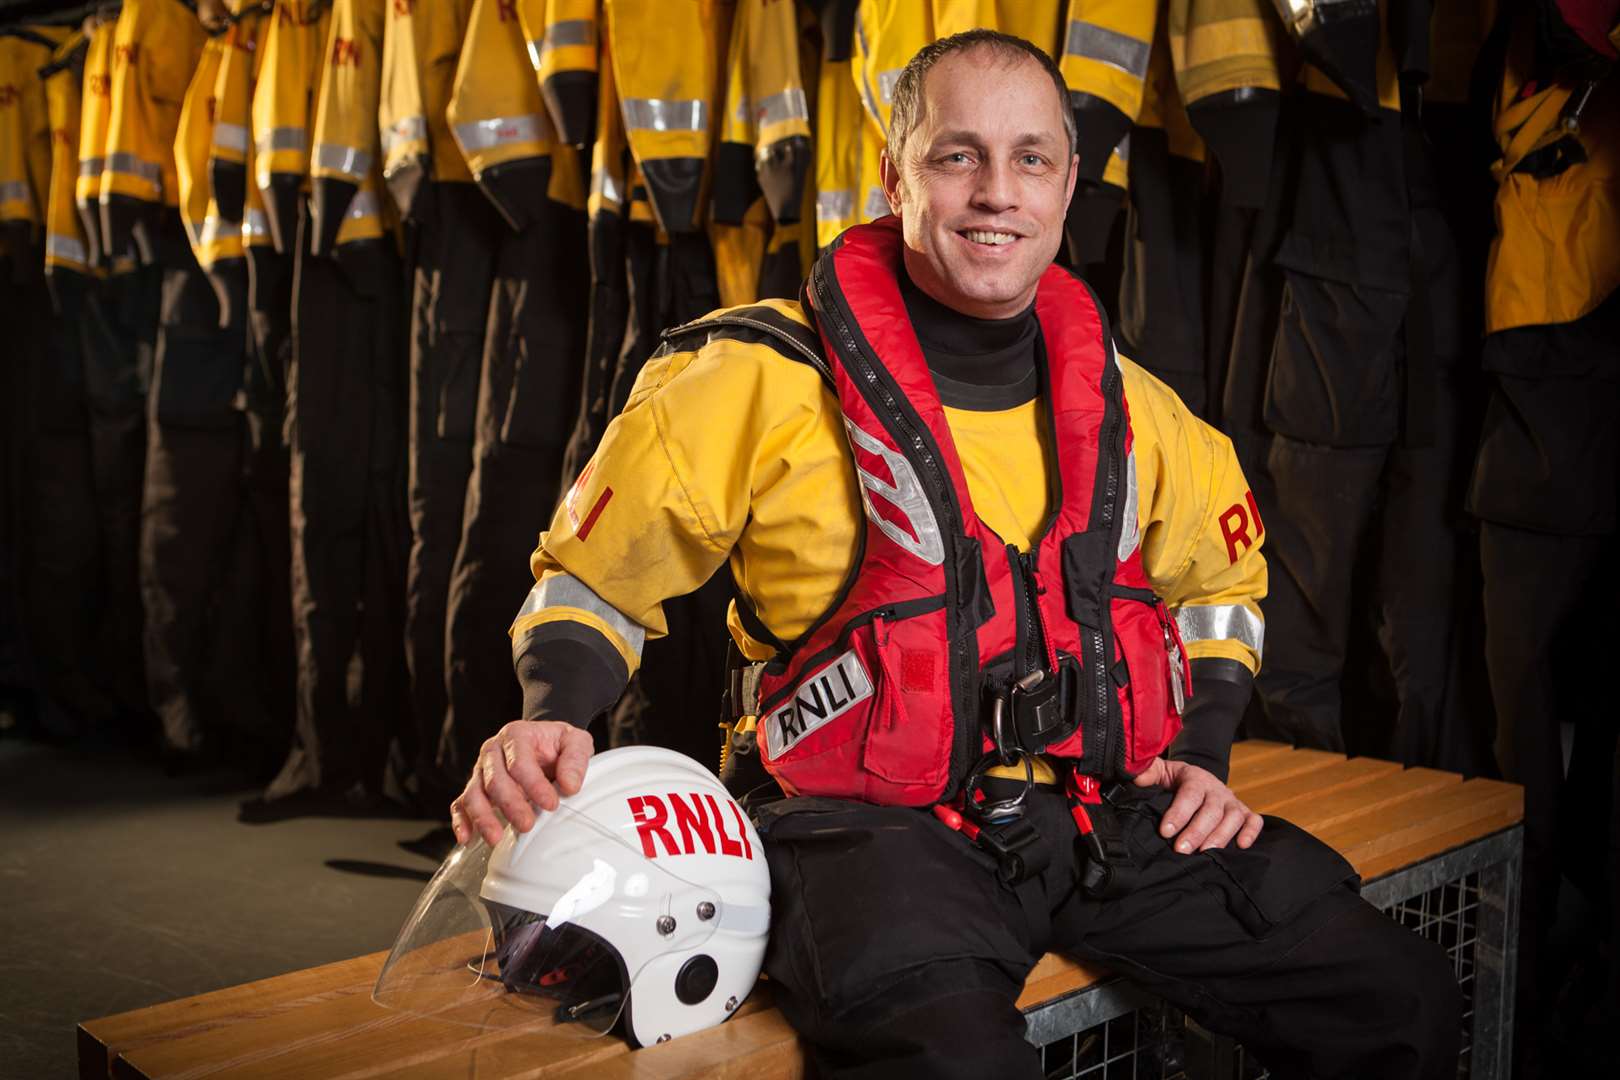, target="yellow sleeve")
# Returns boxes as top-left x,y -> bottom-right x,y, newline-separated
512,301 -> 815,677
1122,356 -> 1267,674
